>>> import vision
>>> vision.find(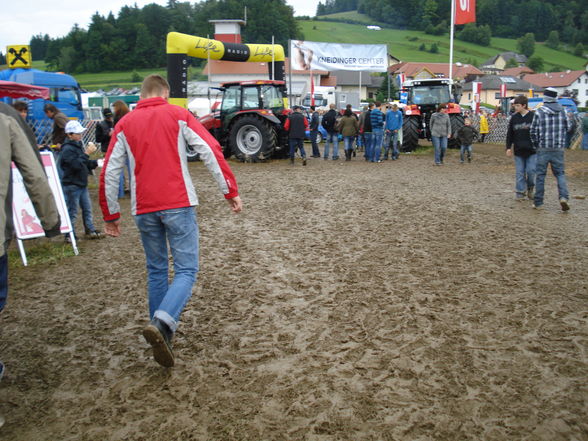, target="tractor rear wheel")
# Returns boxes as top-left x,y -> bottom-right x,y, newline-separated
449,114 -> 465,149
230,115 -> 277,162
401,116 -> 420,152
